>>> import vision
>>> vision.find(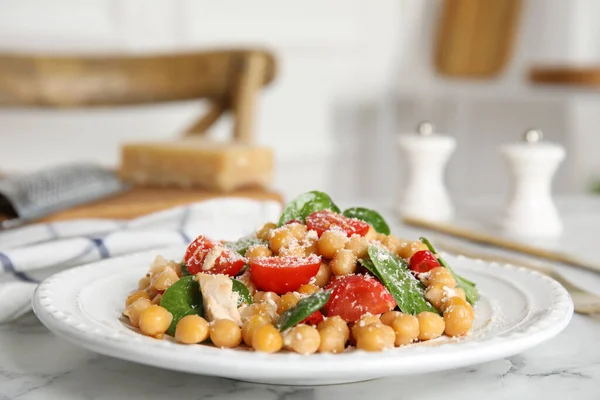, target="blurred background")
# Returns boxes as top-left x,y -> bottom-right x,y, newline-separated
0,0 -> 599,203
